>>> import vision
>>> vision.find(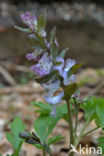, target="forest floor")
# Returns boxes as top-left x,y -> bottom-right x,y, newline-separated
0,59 -> 104,156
